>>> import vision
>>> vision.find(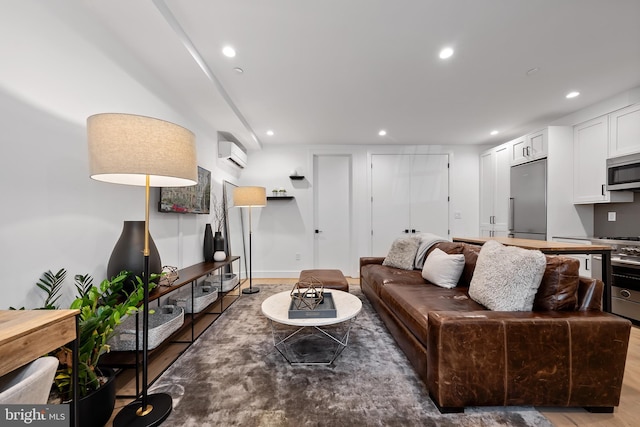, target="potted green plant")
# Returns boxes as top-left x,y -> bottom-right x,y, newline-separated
53,270 -> 149,427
